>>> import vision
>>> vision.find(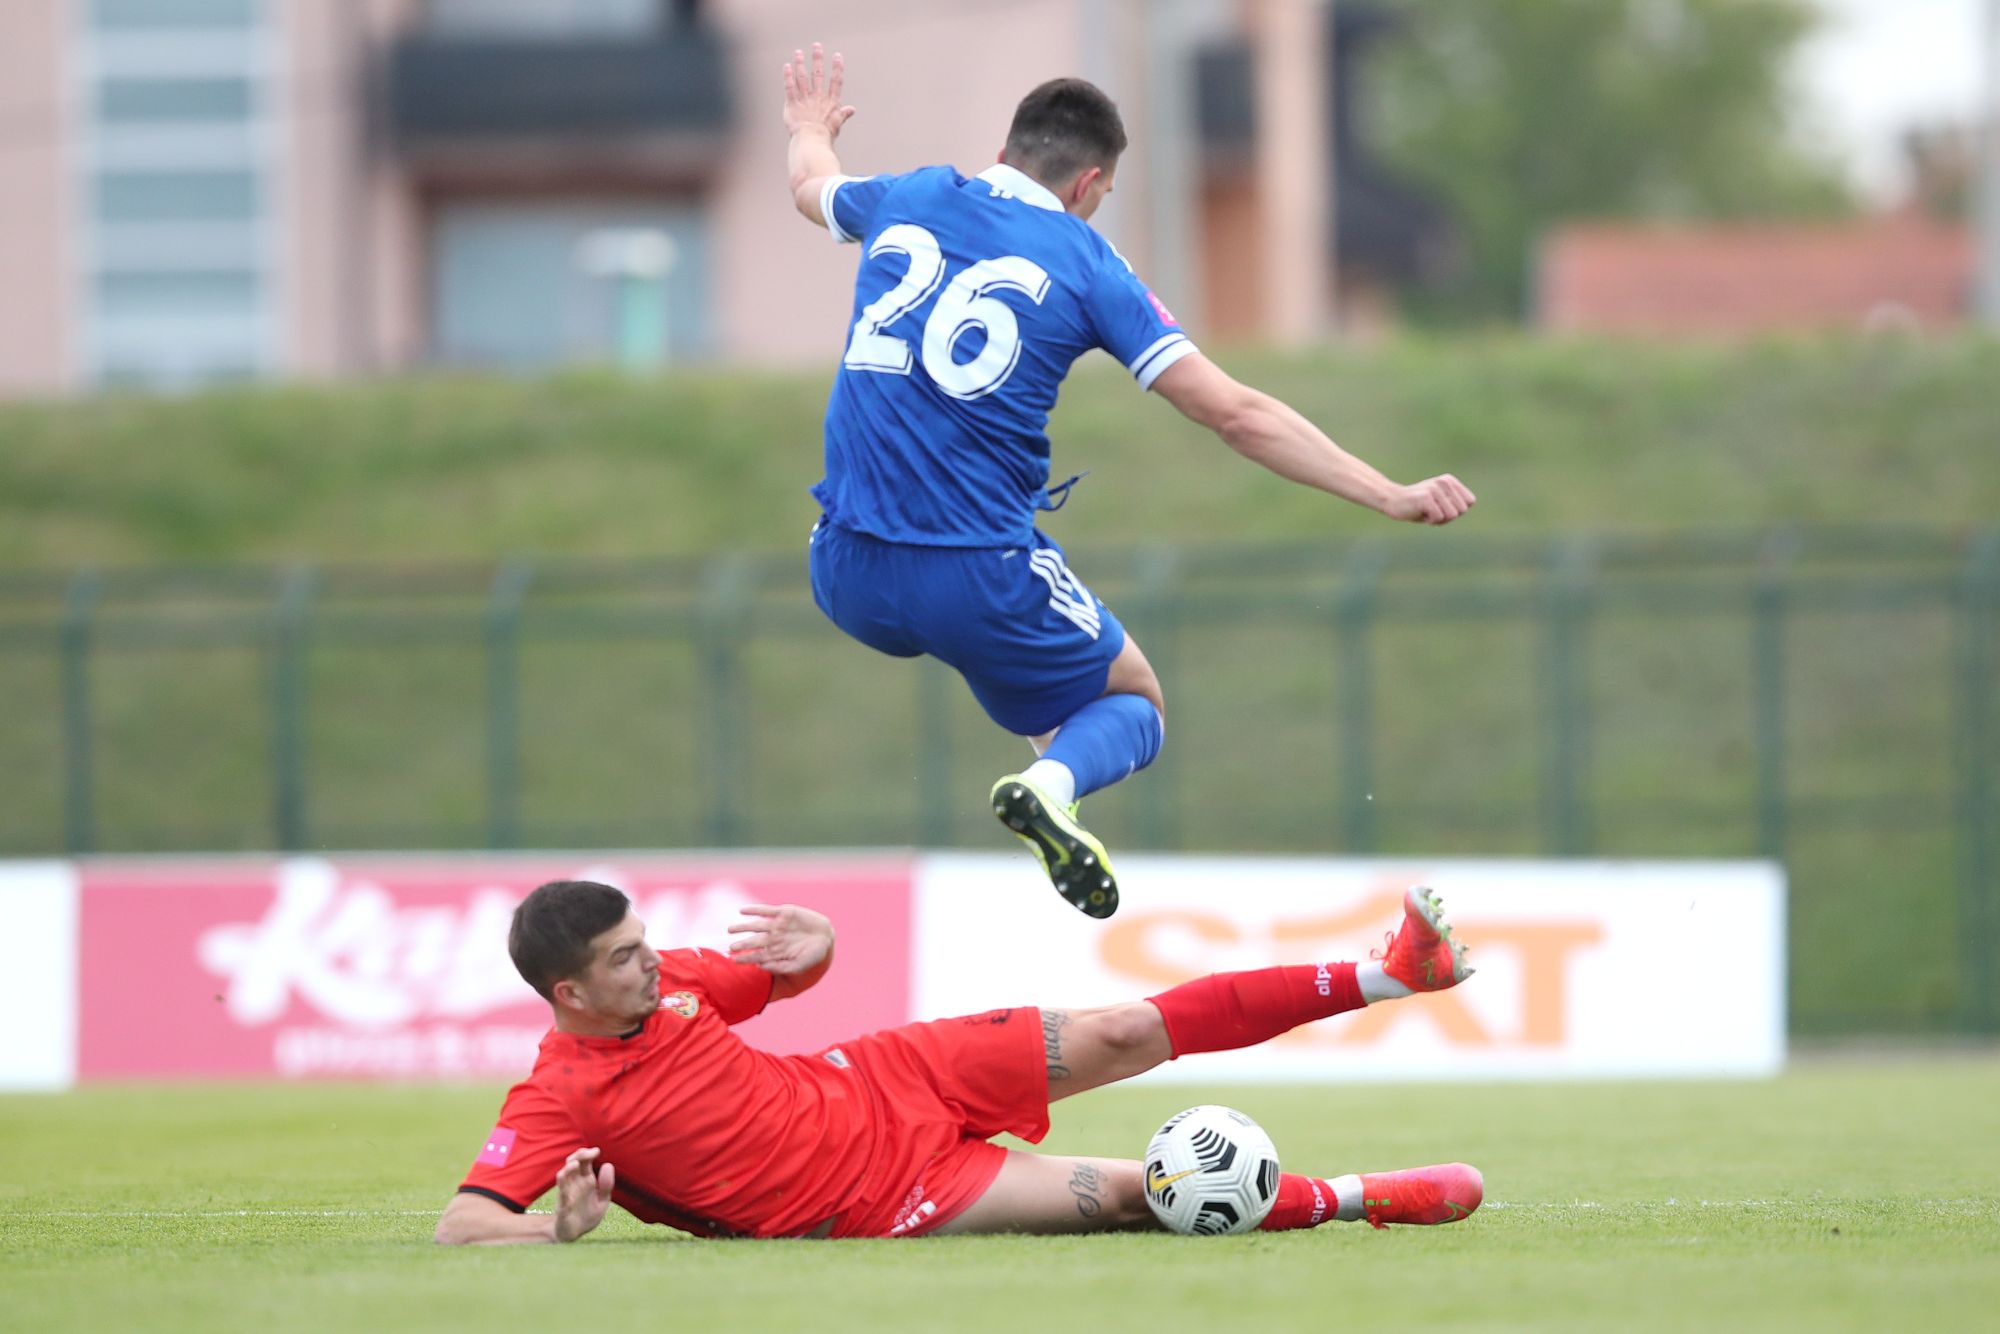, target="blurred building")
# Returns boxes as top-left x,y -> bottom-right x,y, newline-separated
0,0 -> 1449,398
1536,214 -> 1975,337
